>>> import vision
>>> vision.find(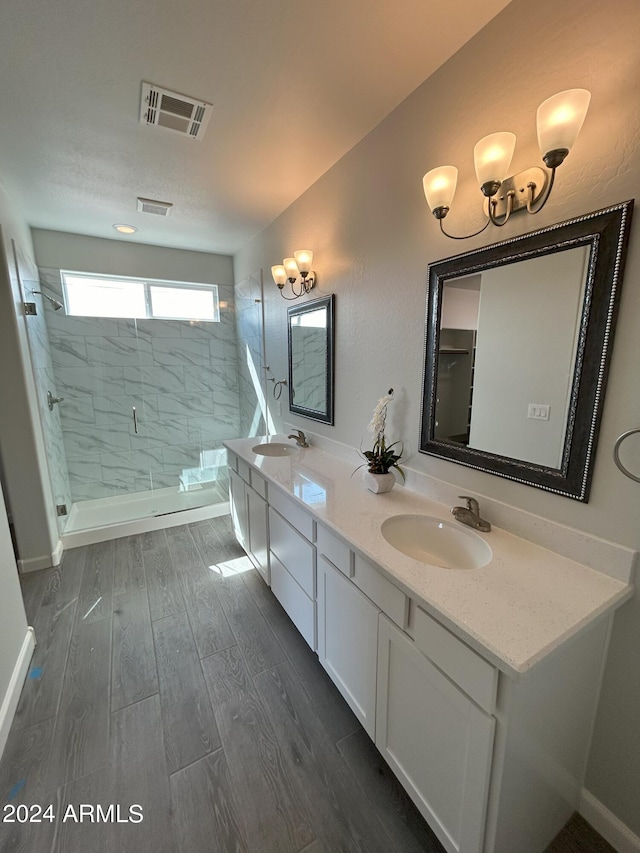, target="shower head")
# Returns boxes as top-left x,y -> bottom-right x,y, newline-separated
33,290 -> 63,310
